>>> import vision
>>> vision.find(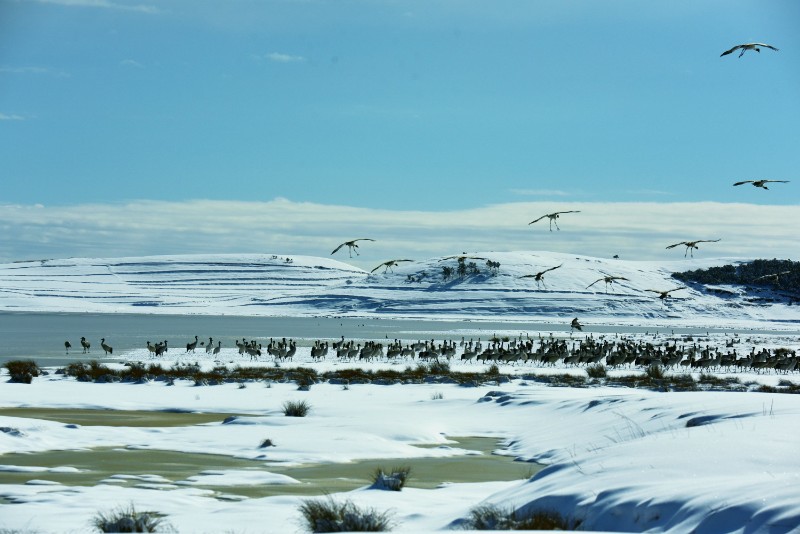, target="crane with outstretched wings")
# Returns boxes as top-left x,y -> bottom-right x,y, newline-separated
371,259 -> 414,273
528,211 -> 580,231
666,239 -> 720,258
331,238 -> 375,258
